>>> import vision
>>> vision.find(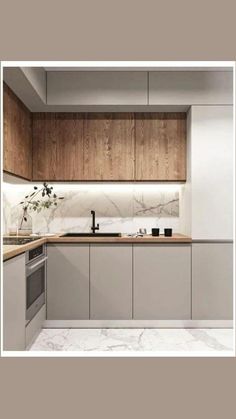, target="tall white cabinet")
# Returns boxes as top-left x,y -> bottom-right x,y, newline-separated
189,105 -> 234,321
190,105 -> 233,240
